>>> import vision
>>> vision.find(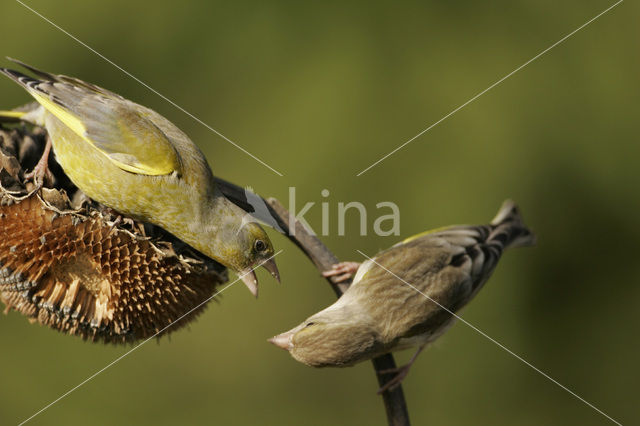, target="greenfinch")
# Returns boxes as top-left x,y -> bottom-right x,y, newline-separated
269,200 -> 534,391
0,59 -> 279,296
